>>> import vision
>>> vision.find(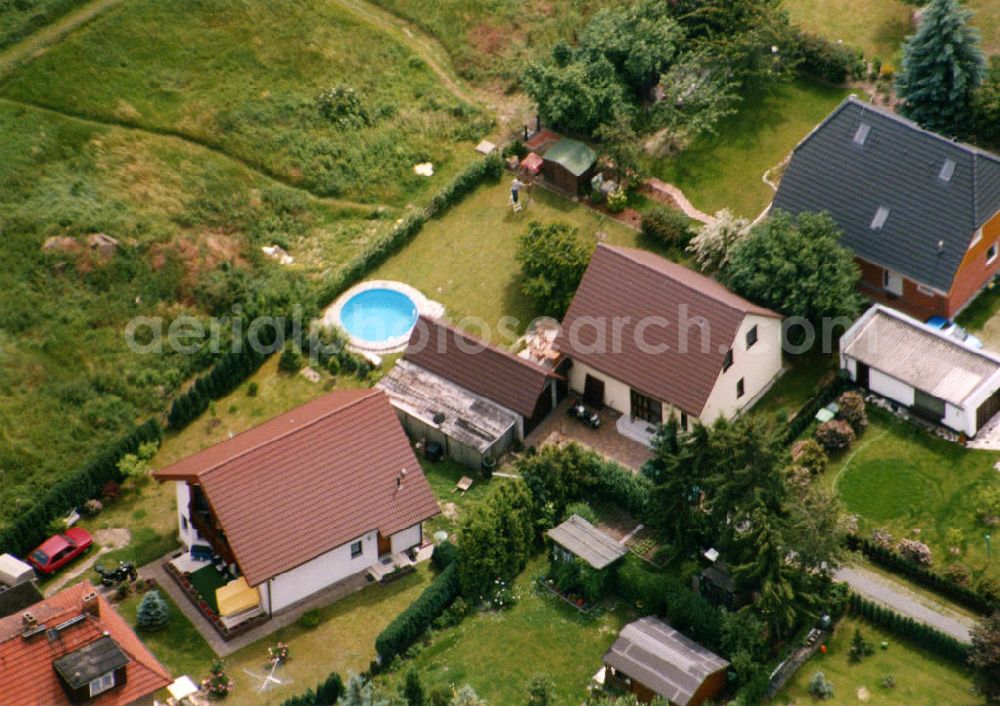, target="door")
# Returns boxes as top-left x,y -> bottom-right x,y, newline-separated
856,362 -> 870,389
583,374 -> 605,408
912,389 -> 946,423
883,269 -> 903,297
977,389 -> 1000,430
377,533 -> 392,557
629,389 -> 662,424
